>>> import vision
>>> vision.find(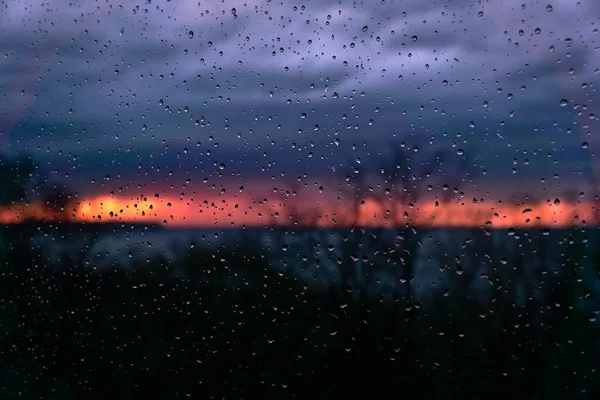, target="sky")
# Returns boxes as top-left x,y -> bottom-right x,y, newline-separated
1,0 -> 599,227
